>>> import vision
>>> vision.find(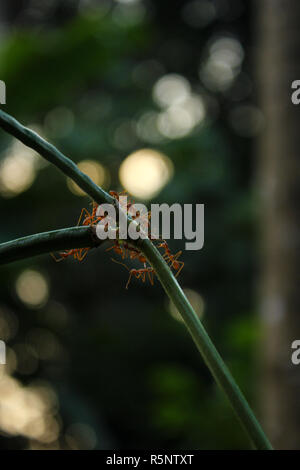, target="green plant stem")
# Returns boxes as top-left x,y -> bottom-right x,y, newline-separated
0,226 -> 101,265
140,238 -> 272,450
0,108 -> 273,449
0,109 -> 113,206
